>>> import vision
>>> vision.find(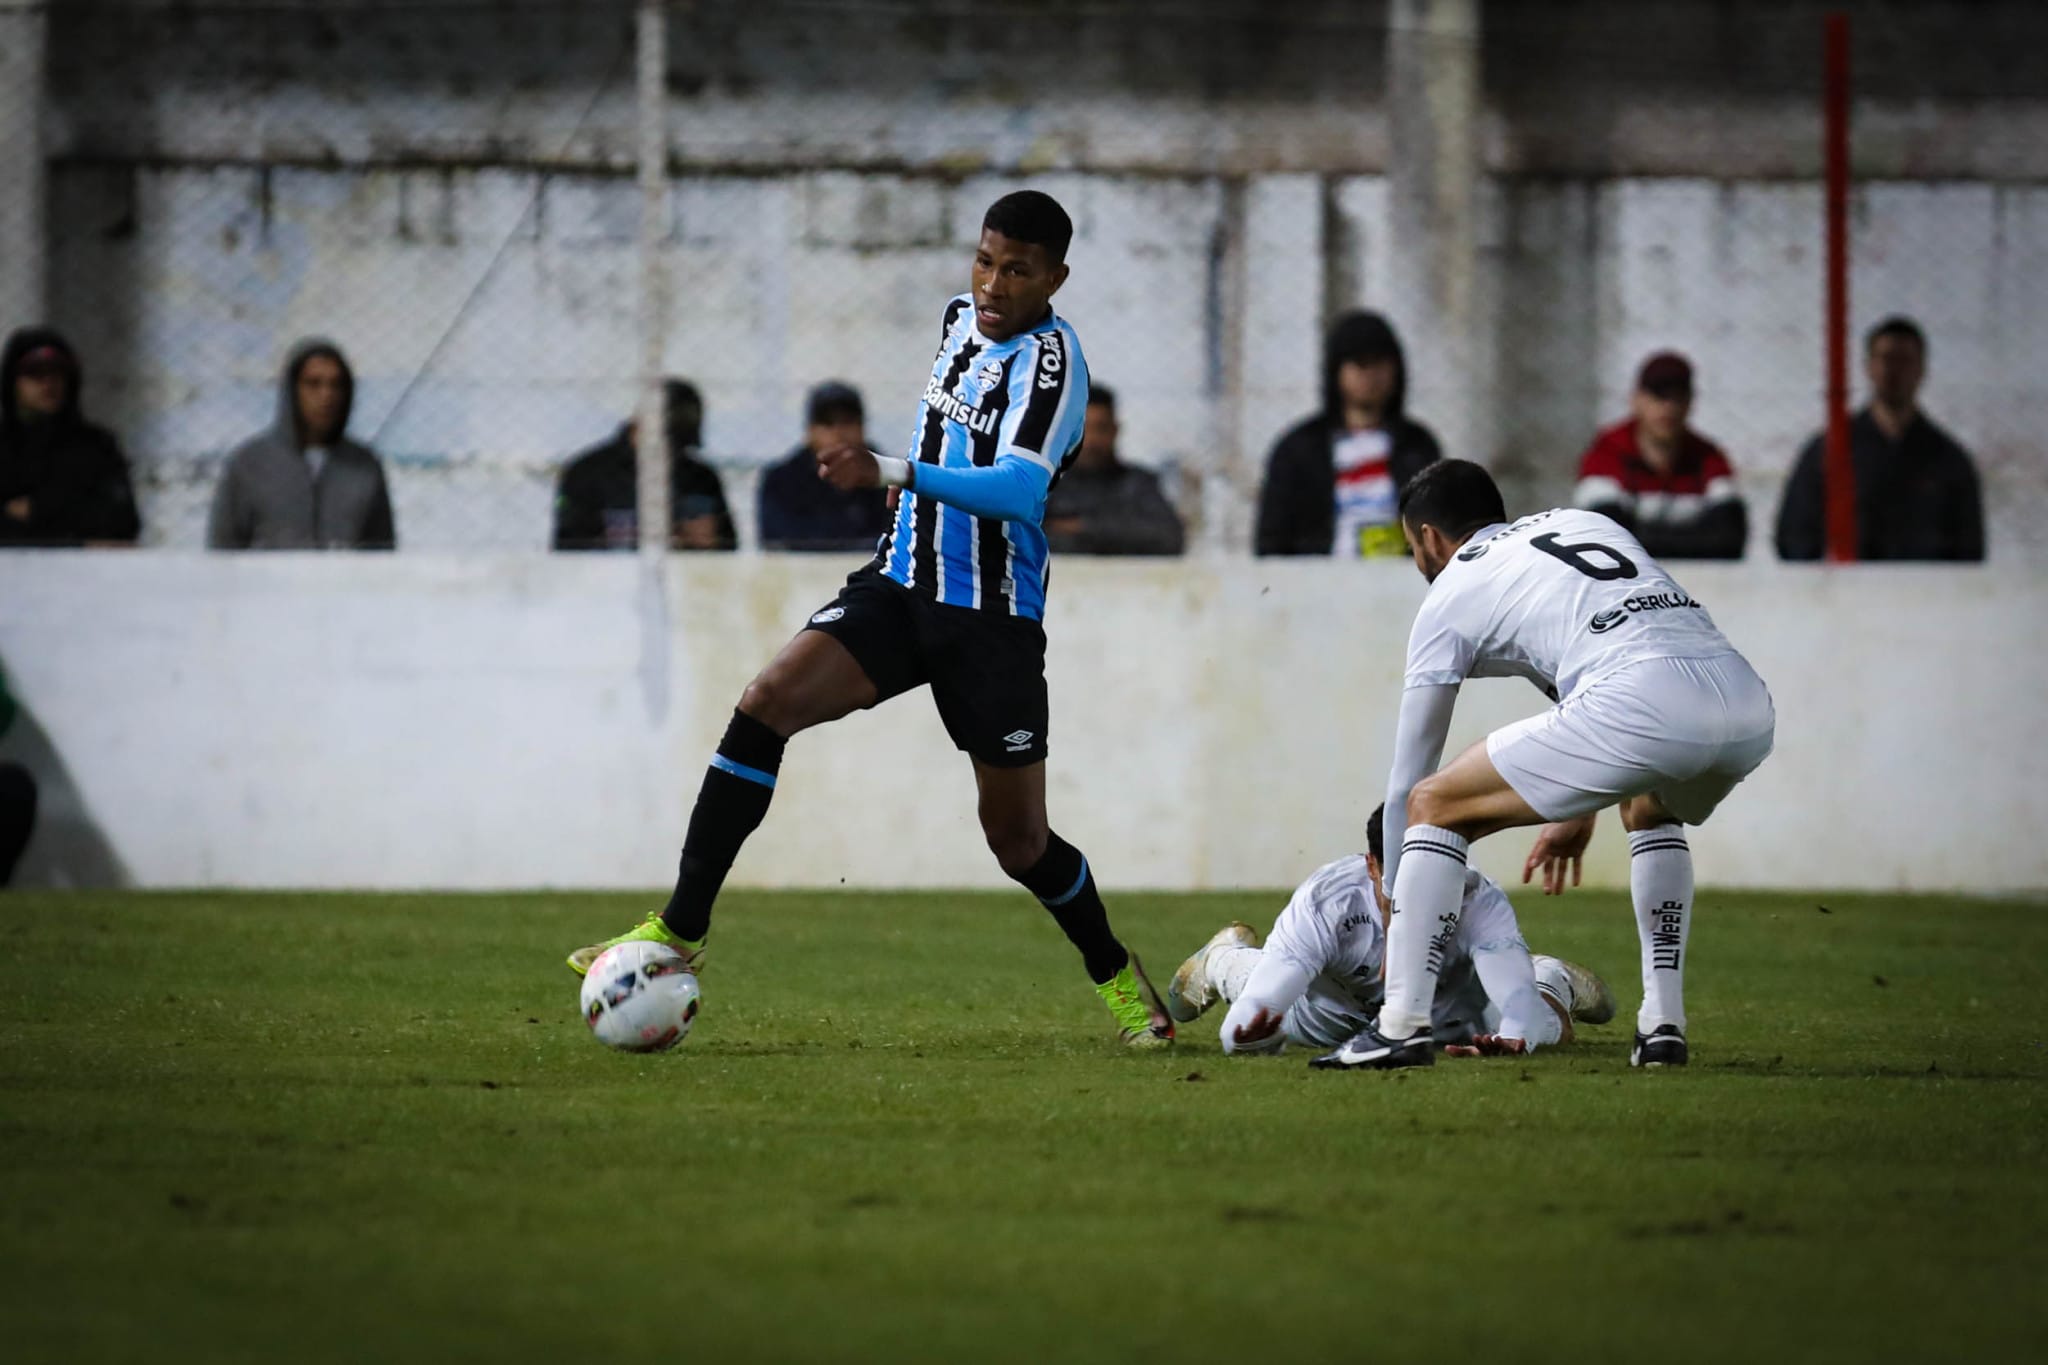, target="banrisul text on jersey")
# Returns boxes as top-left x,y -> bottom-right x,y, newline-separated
876,294 -> 1089,620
